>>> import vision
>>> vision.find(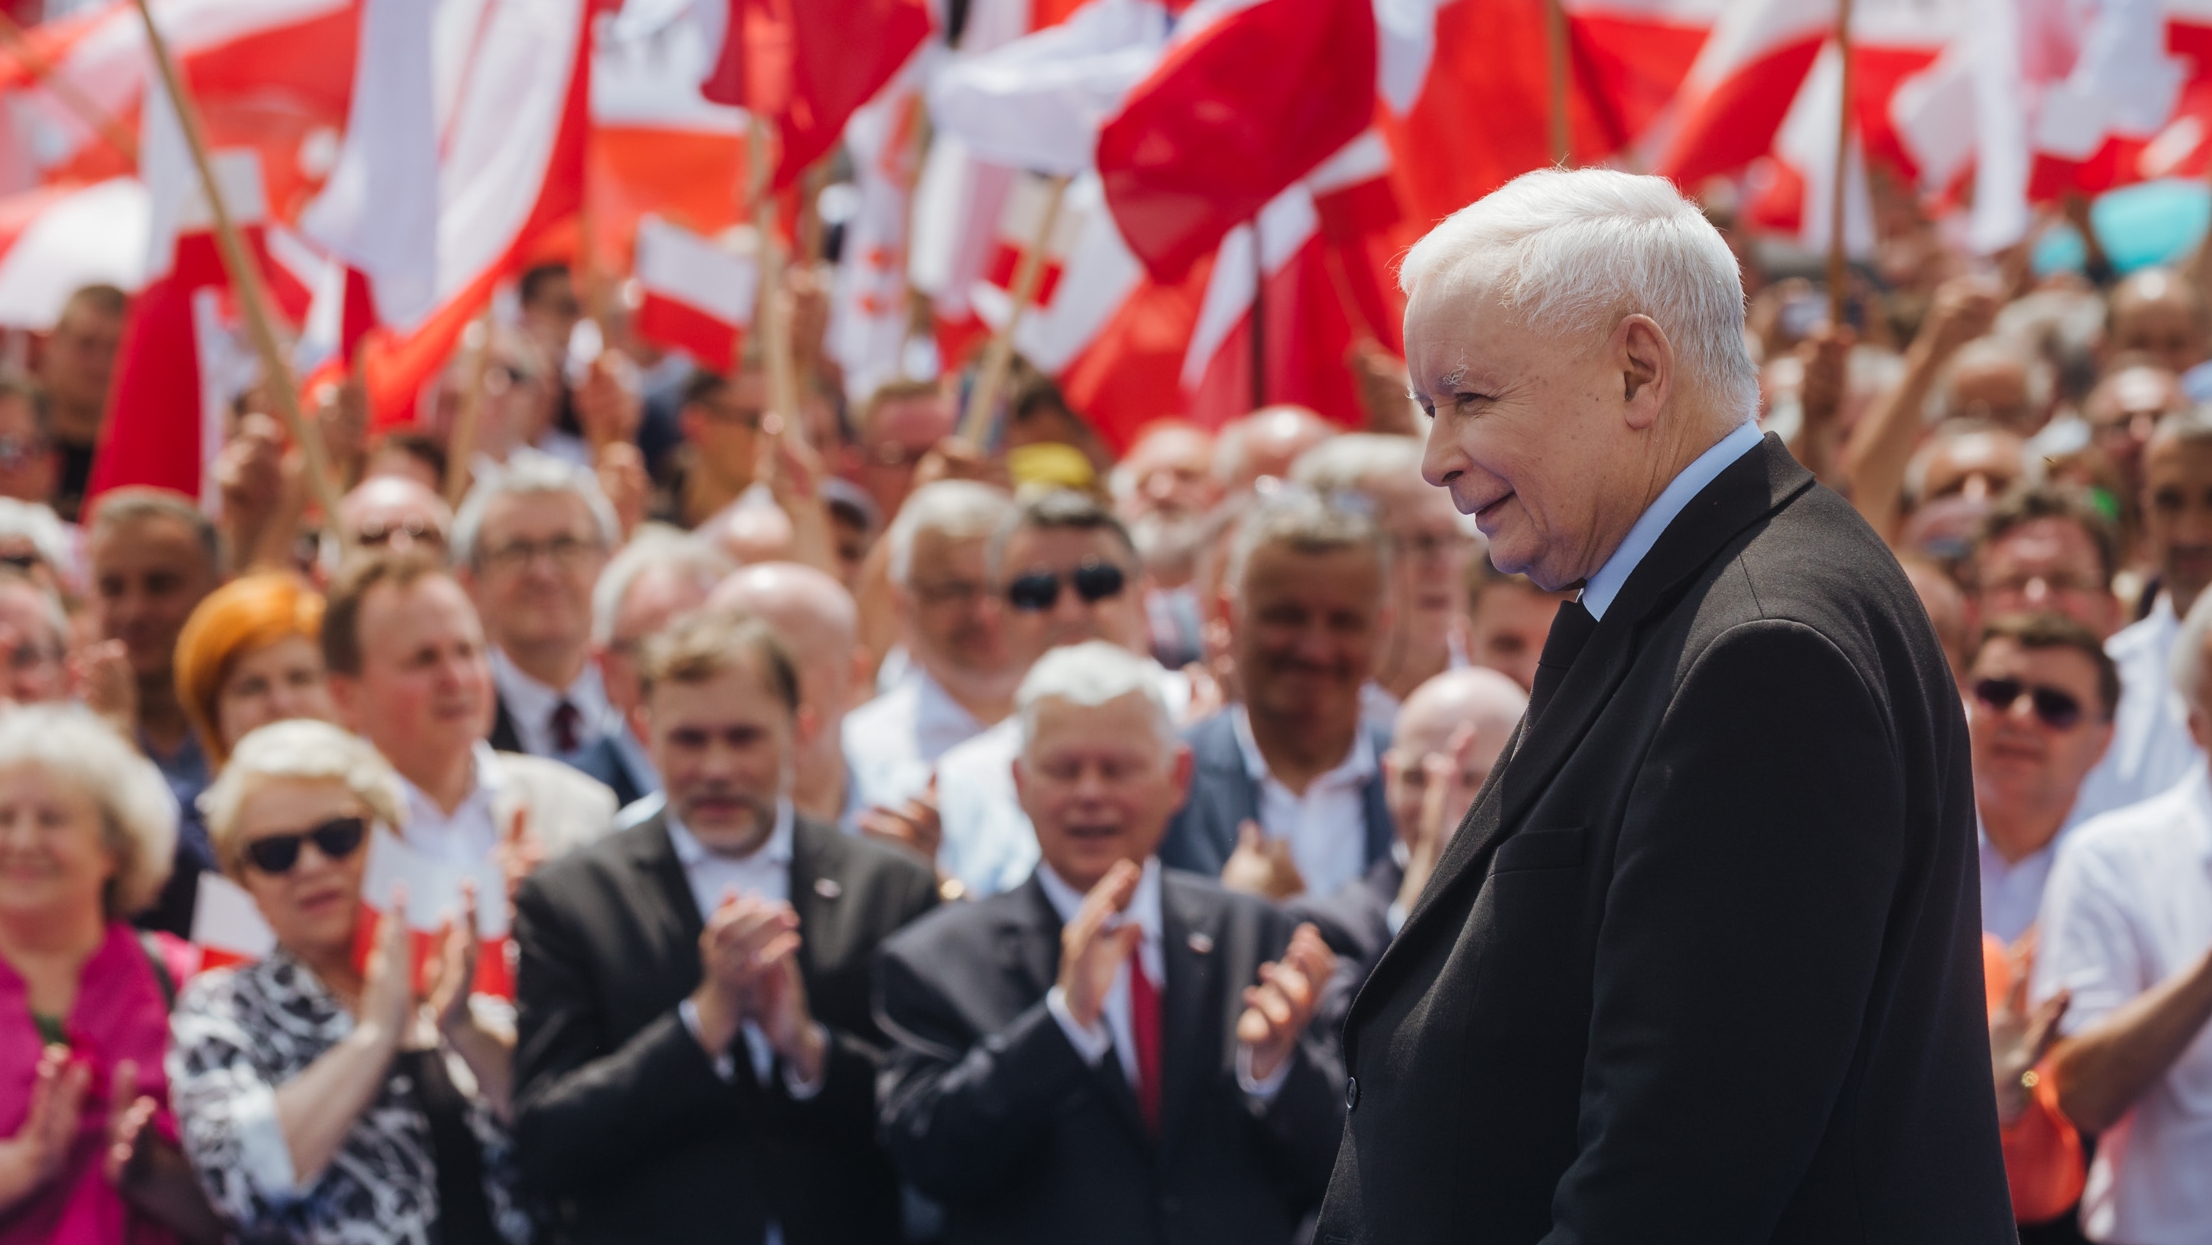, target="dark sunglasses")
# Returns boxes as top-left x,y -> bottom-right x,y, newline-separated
1971,677 -> 2088,731
240,816 -> 368,875
1006,560 -> 1127,612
